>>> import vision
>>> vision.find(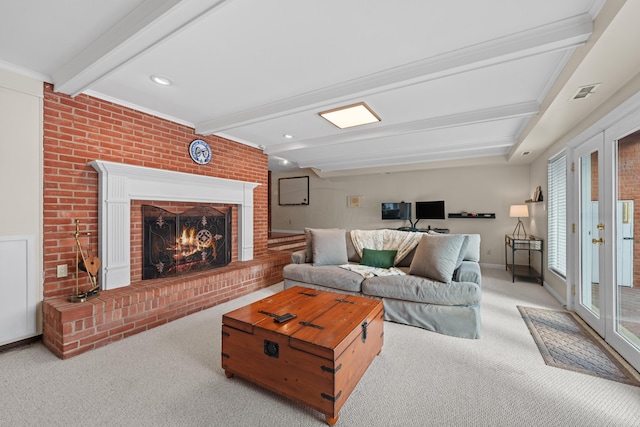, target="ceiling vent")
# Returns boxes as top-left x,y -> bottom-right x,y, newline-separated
572,83 -> 601,100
